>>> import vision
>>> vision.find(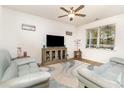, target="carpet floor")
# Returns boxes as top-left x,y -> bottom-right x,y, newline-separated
40,60 -> 90,88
